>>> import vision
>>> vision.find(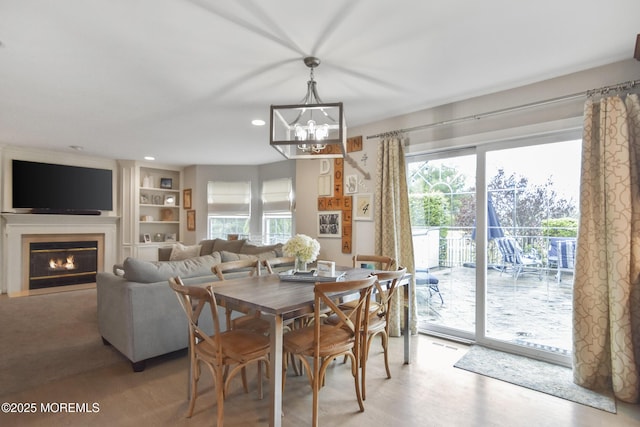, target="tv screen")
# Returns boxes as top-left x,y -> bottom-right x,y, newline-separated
12,160 -> 113,212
